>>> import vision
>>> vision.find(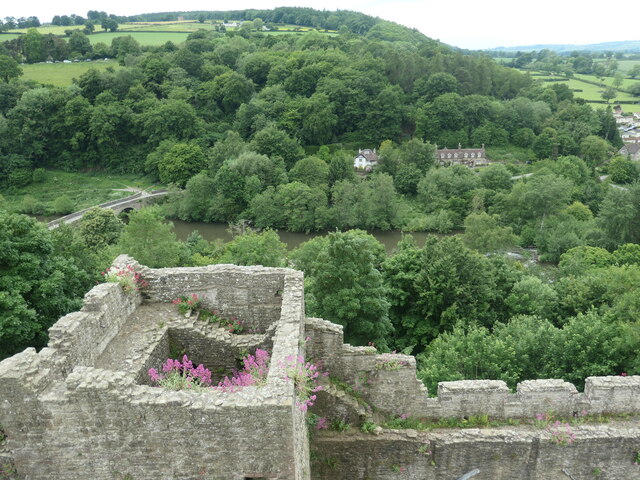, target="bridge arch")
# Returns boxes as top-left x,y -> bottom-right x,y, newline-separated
48,190 -> 168,230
